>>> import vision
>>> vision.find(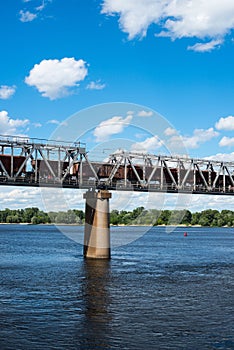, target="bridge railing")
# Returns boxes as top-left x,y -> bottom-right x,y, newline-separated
0,134 -> 85,149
